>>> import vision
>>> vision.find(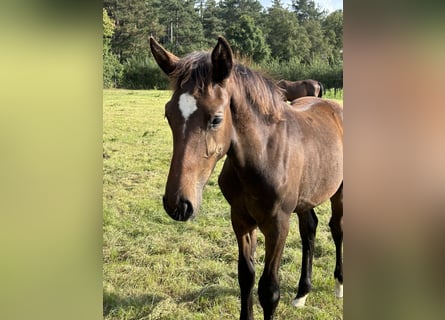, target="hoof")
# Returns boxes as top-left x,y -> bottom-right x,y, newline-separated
292,294 -> 308,308
335,279 -> 343,298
